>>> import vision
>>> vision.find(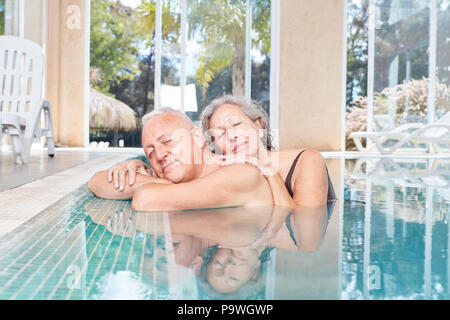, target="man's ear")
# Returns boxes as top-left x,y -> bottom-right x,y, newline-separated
251,260 -> 261,280
191,126 -> 205,147
191,256 -> 203,275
